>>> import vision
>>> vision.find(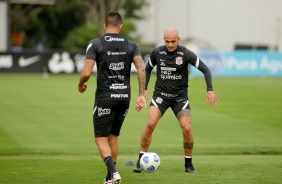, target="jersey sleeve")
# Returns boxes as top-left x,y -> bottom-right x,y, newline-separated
144,49 -> 157,90
186,50 -> 213,91
85,38 -> 101,61
128,40 -> 142,57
